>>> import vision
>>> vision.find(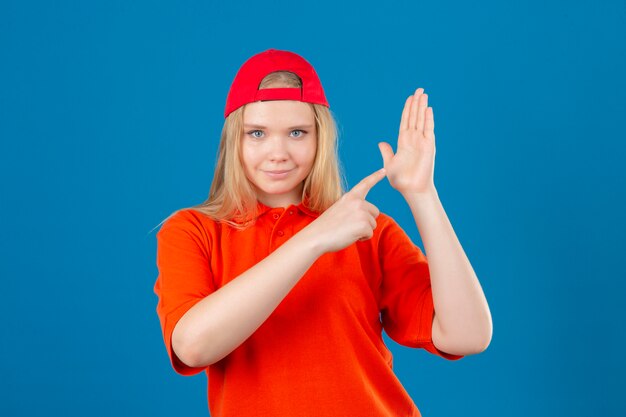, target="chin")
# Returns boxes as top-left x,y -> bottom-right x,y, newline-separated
261,185 -> 297,196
